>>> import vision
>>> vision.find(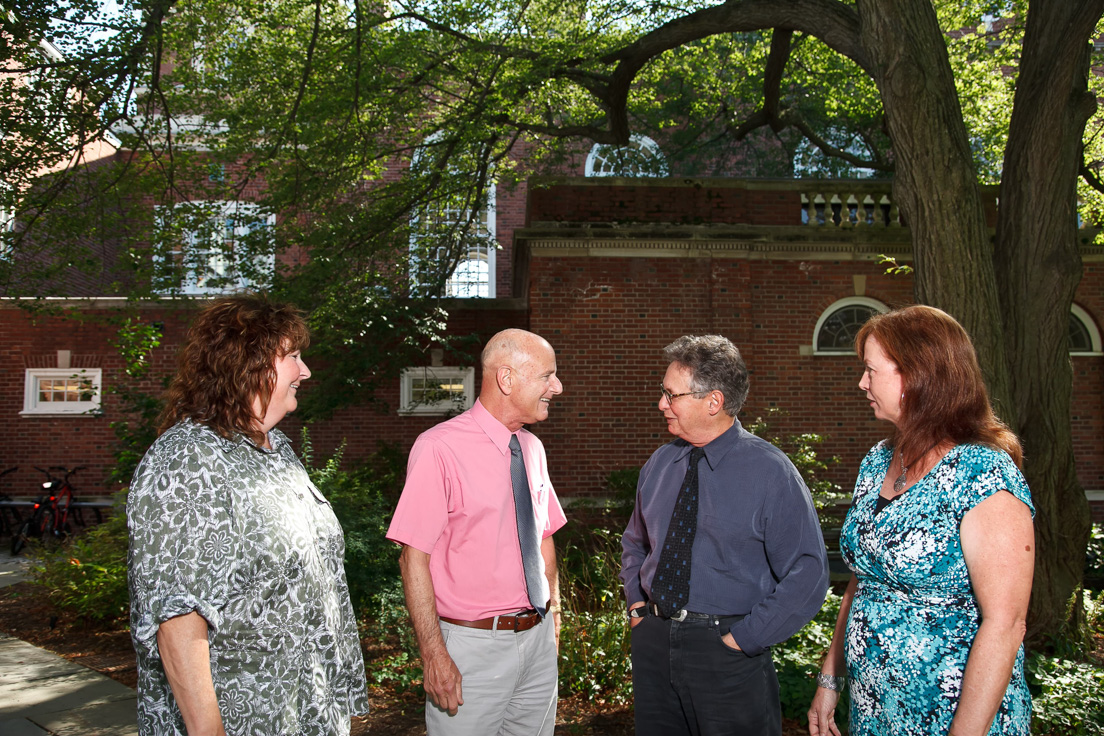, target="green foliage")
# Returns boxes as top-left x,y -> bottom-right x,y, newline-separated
364,583 -> 424,693
1085,523 -> 1104,589
603,467 -> 641,510
745,411 -> 845,511
878,254 -> 914,277
28,492 -> 130,623
1026,651 -> 1104,736
106,317 -> 165,486
301,429 -> 404,616
773,591 -> 848,726
558,527 -> 633,704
